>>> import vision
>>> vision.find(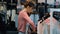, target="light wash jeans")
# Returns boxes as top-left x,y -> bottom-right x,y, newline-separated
18,32 -> 25,34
